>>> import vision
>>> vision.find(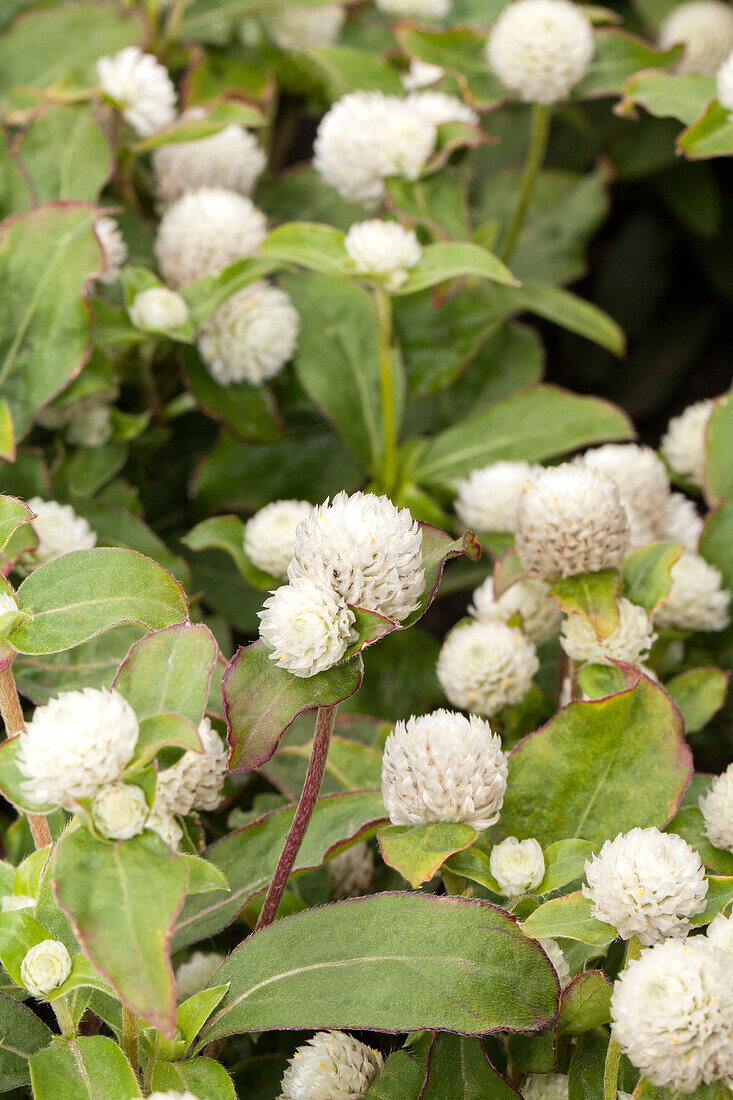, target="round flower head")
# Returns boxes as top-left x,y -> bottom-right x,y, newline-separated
313,91 -> 437,206
580,444 -> 670,550
92,782 -> 148,840
16,498 -> 97,576
490,836 -> 545,897
437,620 -> 539,717
153,119 -> 265,206
661,397 -> 715,485
344,220 -> 422,291
65,404 -> 112,449
258,577 -> 357,678
1,894 -> 34,913
328,841 -> 375,900
20,940 -> 72,998
658,491 -> 703,549
147,809 -> 183,851
244,499 -> 314,577
197,280 -> 299,386
280,1031 -> 384,1100
653,550 -> 731,632
516,464 -> 630,580
175,950 -> 224,1002
582,826 -> 708,945
540,938 -> 570,987
155,717 -> 228,817
487,0 -> 595,104
659,0 -> 733,72
700,764 -> 733,852
470,575 -> 561,642
18,688 -> 139,810
154,188 -> 267,288
381,708 -> 508,829
707,912 -> 733,955
718,48 -> 733,110
94,215 -> 128,285
376,0 -> 449,16
96,46 -> 177,137
560,597 -> 656,666
454,460 -> 537,533
288,491 -> 424,622
261,3 -> 345,49
402,59 -> 445,90
129,286 -> 189,332
611,937 -> 733,1091
406,90 -> 479,126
